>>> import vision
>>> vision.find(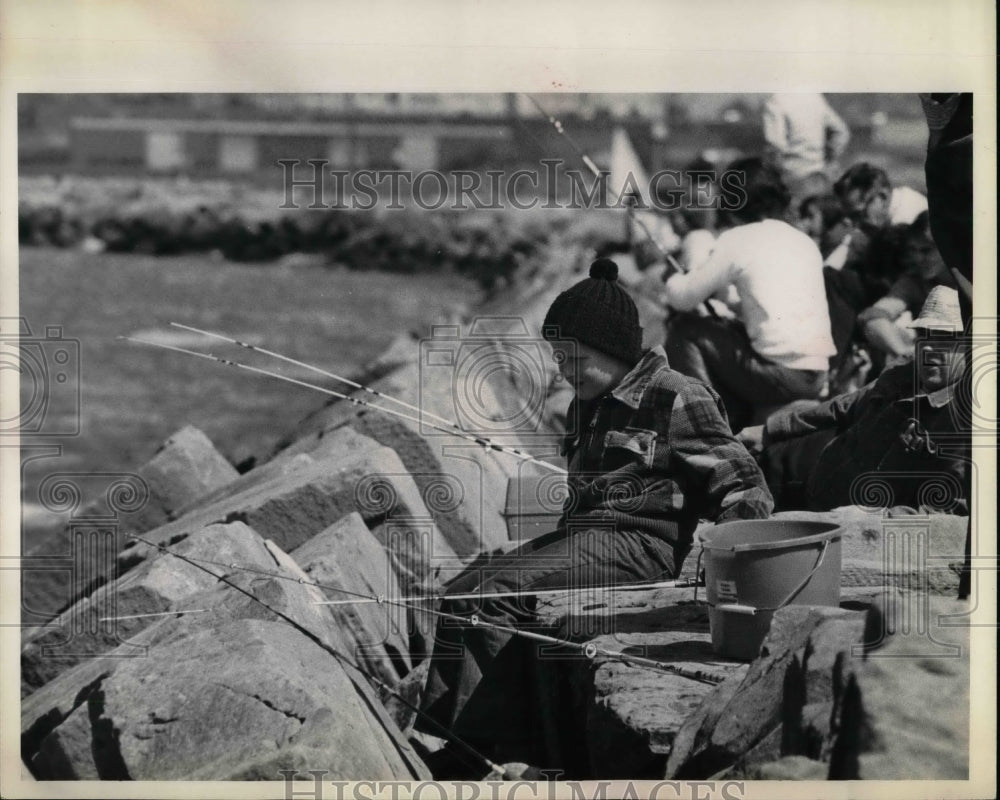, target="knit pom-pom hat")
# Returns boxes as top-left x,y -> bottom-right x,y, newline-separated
542,258 -> 643,364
